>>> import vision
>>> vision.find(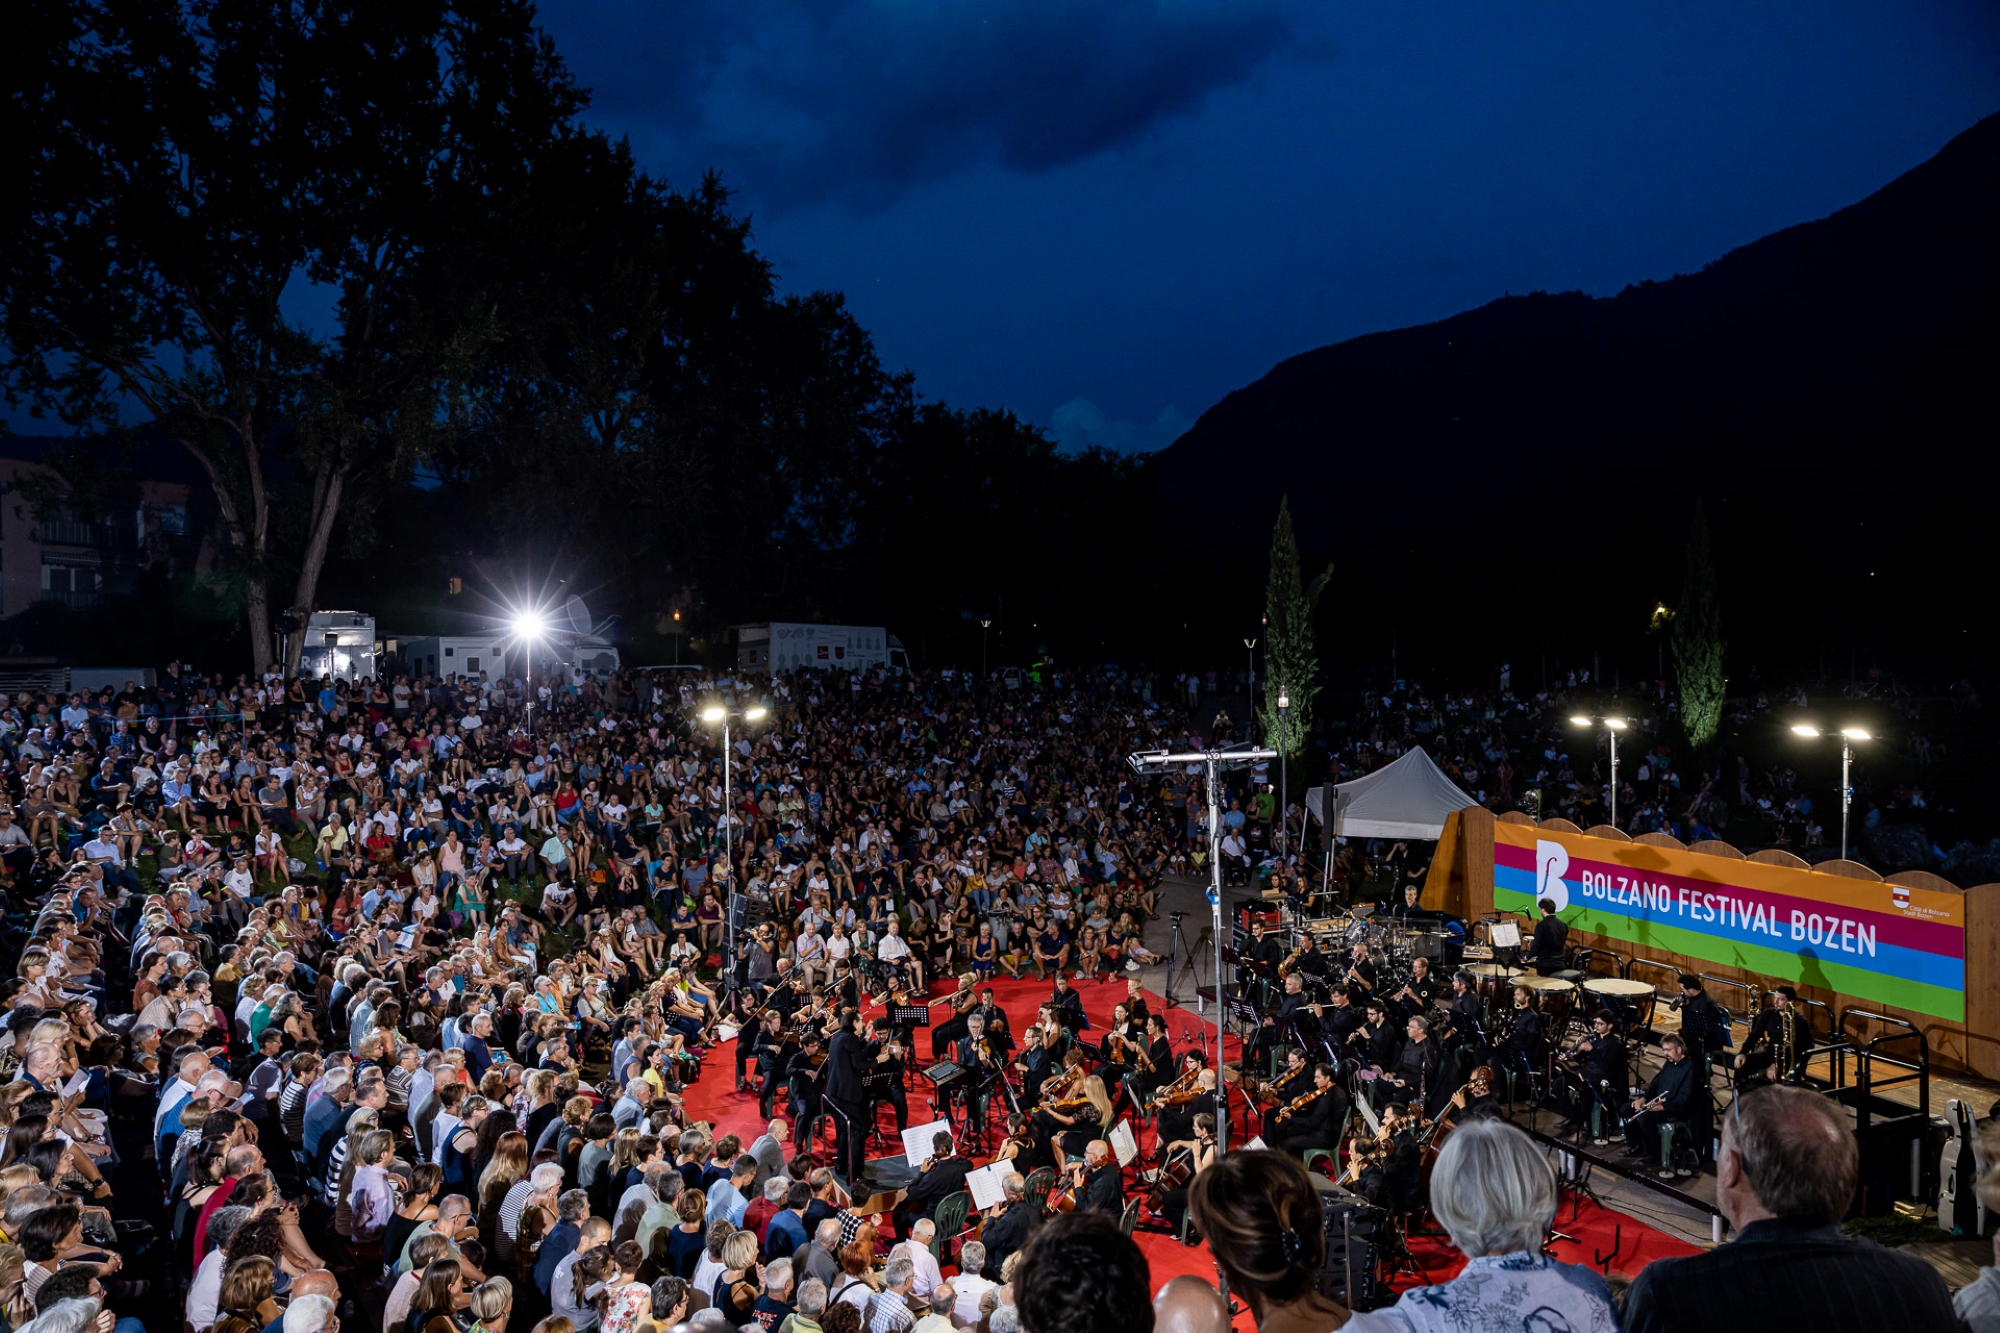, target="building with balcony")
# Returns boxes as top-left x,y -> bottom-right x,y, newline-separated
0,434 -> 204,619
